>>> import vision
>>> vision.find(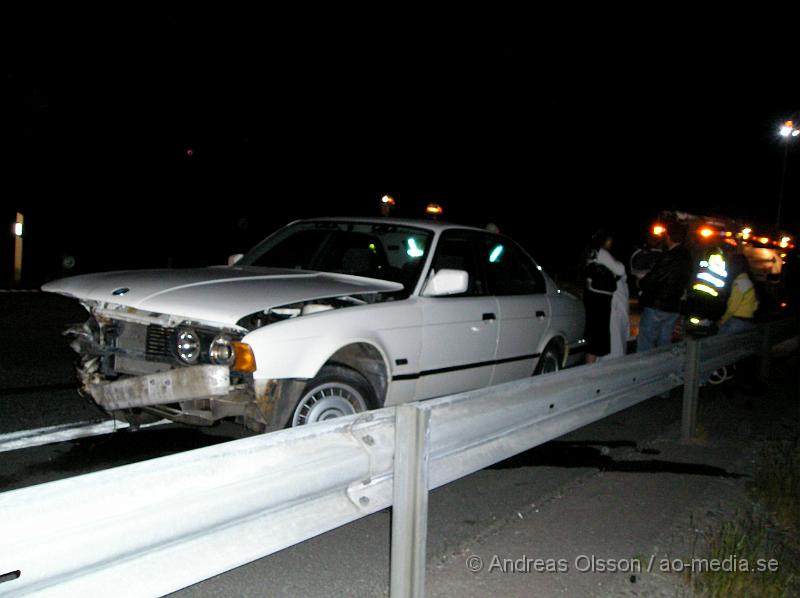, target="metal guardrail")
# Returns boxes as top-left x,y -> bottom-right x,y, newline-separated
0,419 -> 171,453
0,318 -> 796,597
